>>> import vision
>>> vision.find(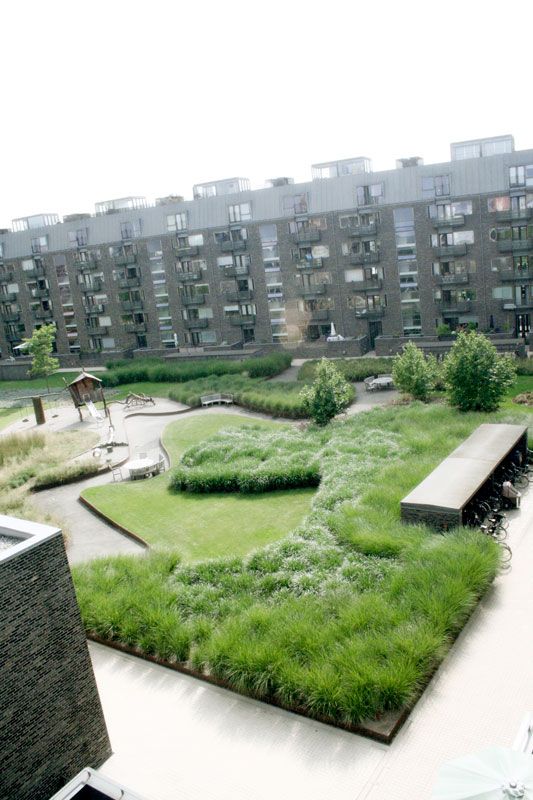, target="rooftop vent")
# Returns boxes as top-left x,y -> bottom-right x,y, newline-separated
396,157 -> 424,168
267,177 -> 294,187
